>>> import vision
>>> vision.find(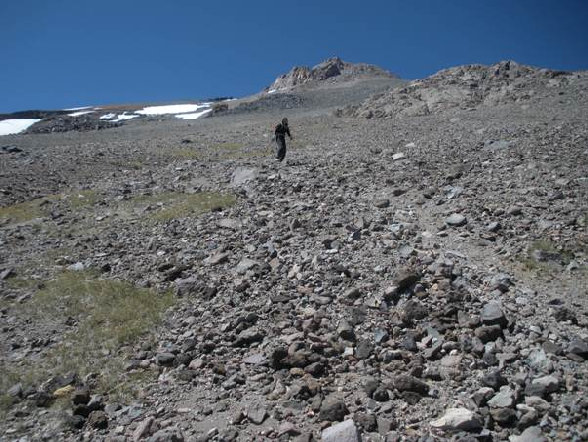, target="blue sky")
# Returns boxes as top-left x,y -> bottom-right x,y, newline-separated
1,0 -> 587,112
